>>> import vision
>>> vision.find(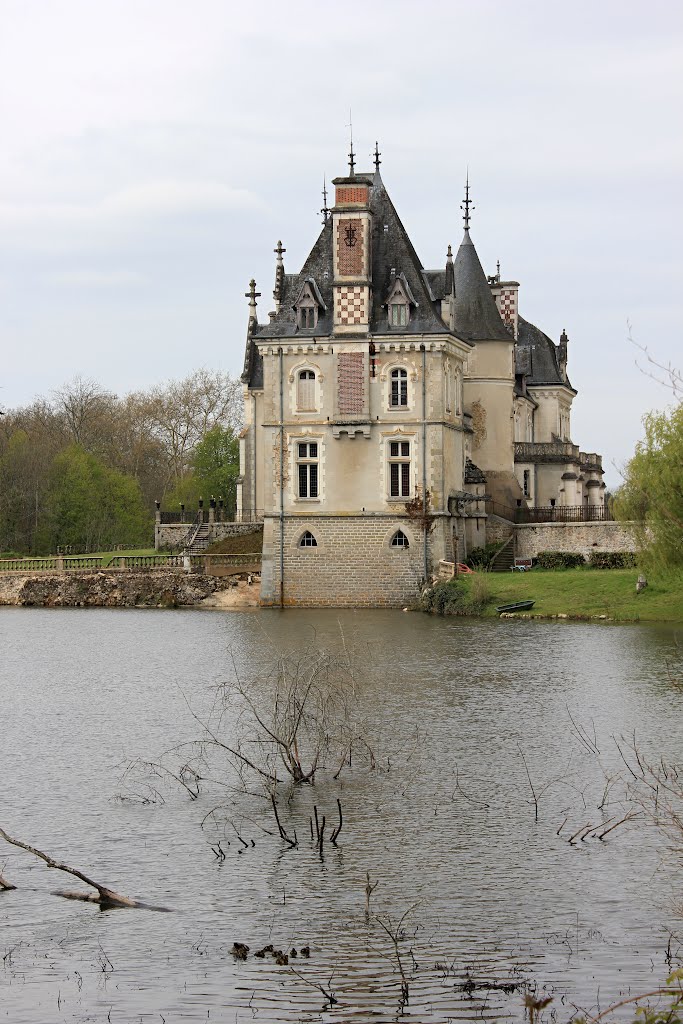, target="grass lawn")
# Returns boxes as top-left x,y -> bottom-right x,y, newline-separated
86,548 -> 157,565
468,568 -> 683,622
205,529 -> 263,555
